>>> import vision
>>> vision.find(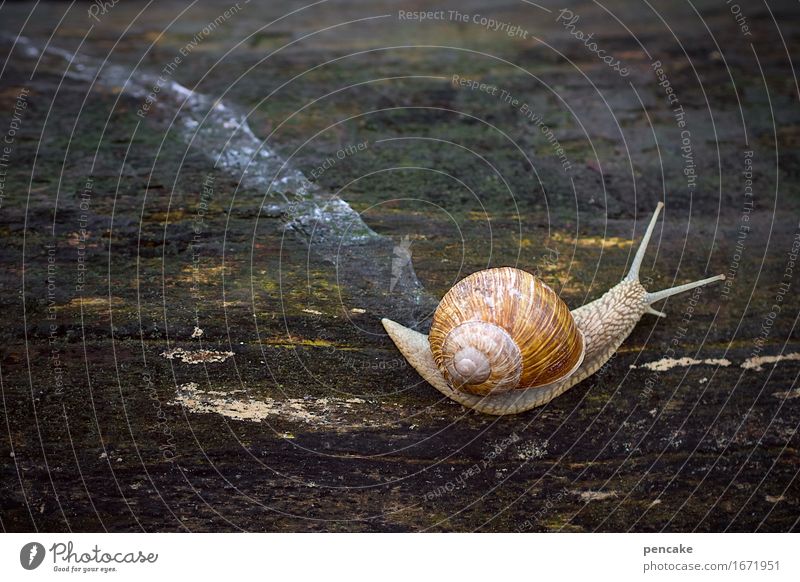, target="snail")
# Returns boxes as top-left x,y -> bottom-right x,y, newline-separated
382,203 -> 725,415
